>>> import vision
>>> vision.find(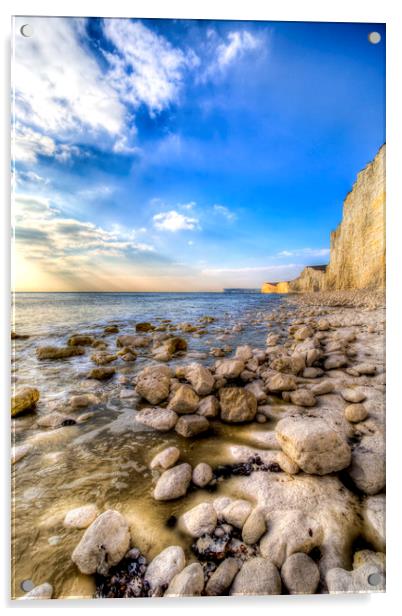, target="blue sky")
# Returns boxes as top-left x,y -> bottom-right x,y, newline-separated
12,17 -> 385,291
